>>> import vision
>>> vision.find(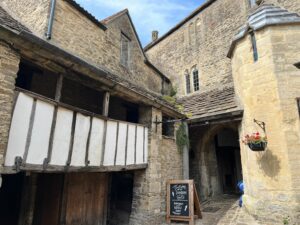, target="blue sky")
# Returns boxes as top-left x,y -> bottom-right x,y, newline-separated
75,0 -> 205,46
